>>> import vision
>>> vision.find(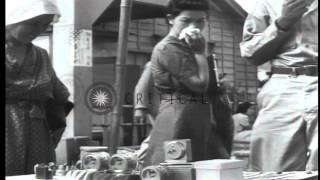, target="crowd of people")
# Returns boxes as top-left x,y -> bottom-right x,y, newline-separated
133,0 -> 318,172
